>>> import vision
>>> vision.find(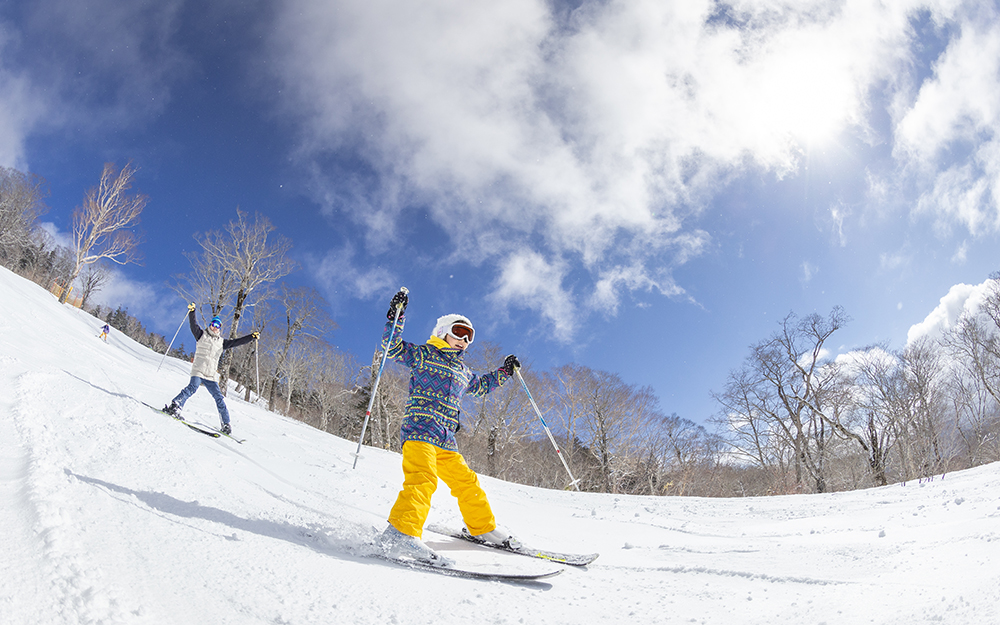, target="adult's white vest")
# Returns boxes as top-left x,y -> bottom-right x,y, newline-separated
190,331 -> 225,381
